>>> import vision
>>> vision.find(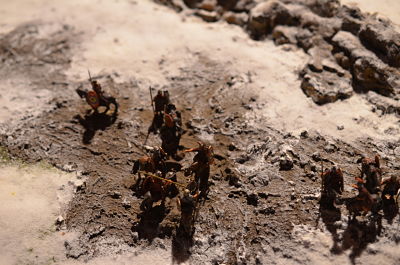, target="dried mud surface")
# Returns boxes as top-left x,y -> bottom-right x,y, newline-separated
1,2 -> 400,265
